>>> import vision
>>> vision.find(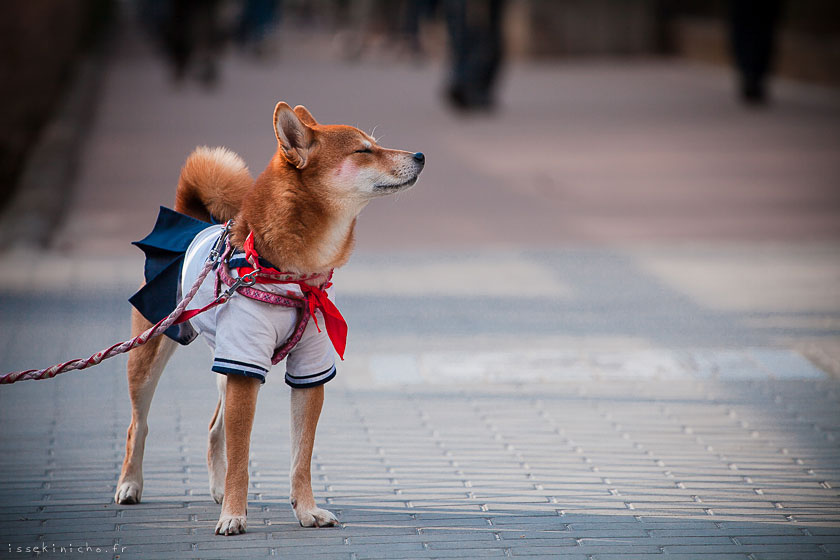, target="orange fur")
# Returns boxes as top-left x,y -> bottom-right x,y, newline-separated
175,146 -> 253,222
